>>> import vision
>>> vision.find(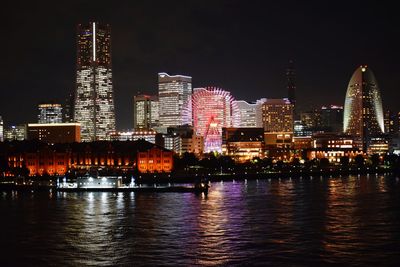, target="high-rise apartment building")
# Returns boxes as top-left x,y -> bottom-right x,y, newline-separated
74,22 -> 116,141
343,65 -> 384,151
38,103 -> 63,124
158,72 -> 192,130
262,98 -> 294,132
133,95 -> 159,129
